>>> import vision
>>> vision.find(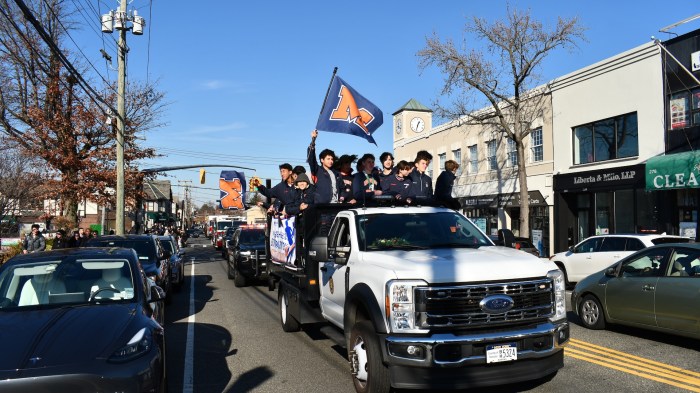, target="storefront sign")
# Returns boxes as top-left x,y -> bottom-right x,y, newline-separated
645,151 -> 700,190
460,191 -> 547,209
554,164 -> 644,192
